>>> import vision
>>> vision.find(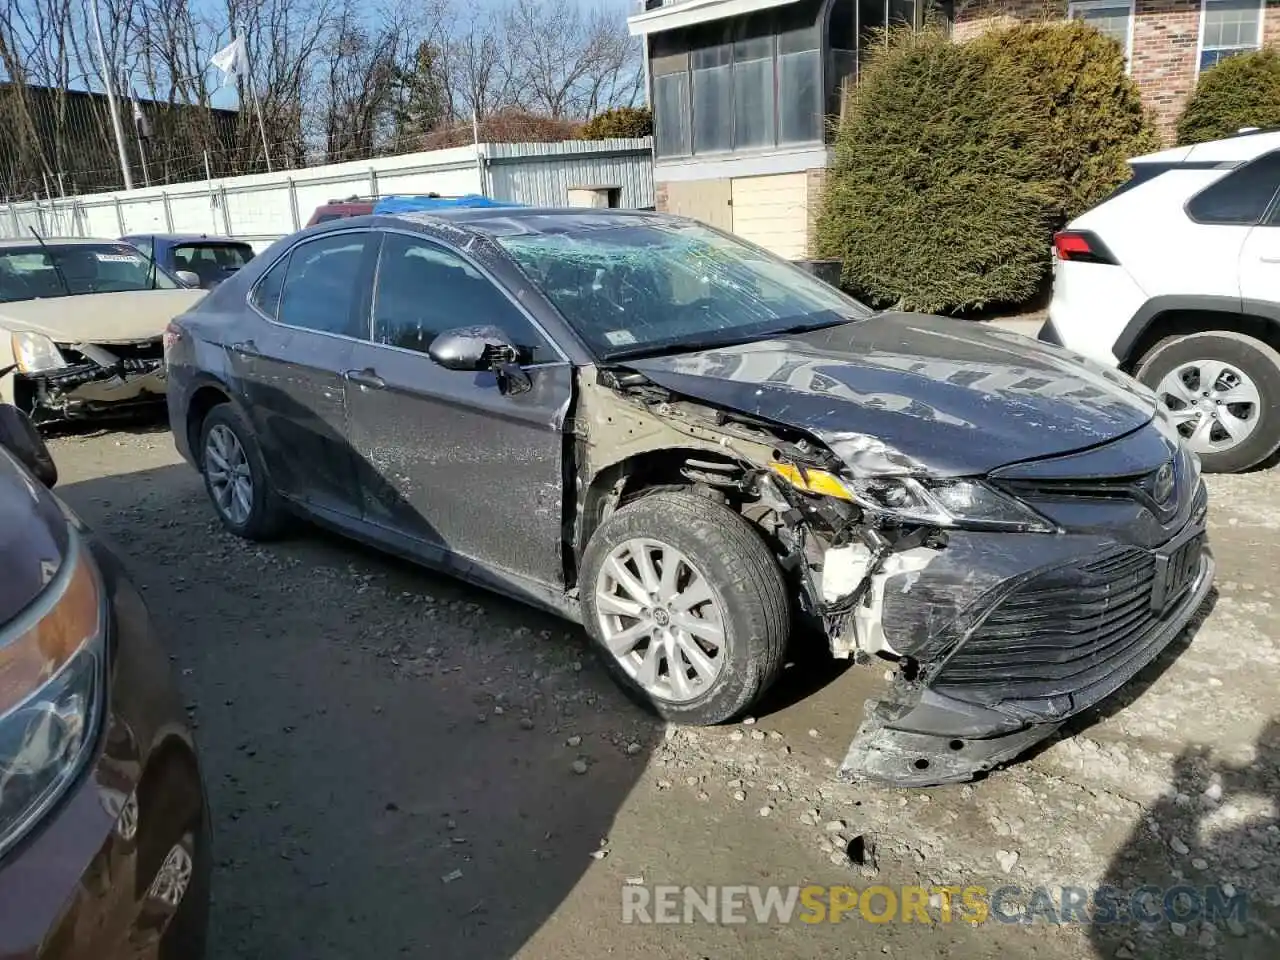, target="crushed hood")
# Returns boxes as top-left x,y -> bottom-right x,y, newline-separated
621,313 -> 1158,476
0,289 -> 205,343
